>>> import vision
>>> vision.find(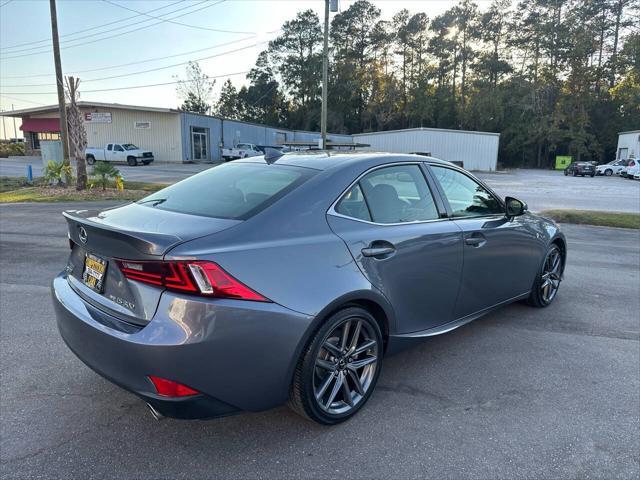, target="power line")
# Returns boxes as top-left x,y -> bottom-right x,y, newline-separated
1,0 -> 185,51
0,94 -> 47,106
102,0 -> 253,35
1,70 -> 250,95
0,0 -> 226,59
1,37 -> 273,88
0,35 -> 260,79
1,0 -> 212,56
